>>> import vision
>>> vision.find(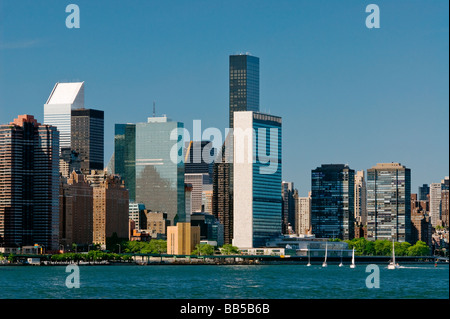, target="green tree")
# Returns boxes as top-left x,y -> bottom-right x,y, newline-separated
407,241 -> 430,256
395,242 -> 411,256
192,244 -> 215,256
220,244 -> 240,255
364,240 -> 375,256
149,239 -> 167,254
